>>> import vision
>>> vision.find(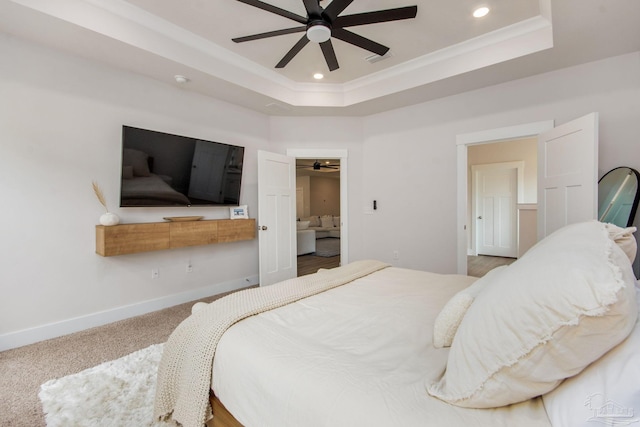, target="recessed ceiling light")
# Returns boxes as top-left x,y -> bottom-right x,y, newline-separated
473,7 -> 490,18
313,73 -> 324,80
